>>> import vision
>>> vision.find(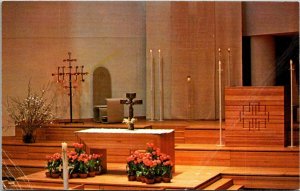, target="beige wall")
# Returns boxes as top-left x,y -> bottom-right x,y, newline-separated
243,2 -> 299,36
146,2 -> 242,120
2,2 -> 146,135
